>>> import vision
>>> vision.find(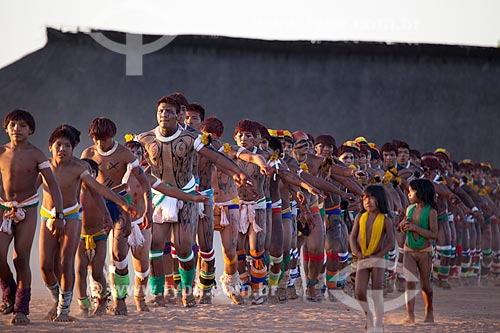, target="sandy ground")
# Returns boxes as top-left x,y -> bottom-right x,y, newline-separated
2,228 -> 500,332
0,279 -> 499,333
